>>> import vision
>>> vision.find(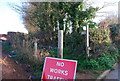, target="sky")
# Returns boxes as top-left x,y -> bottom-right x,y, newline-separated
0,0 -> 28,34
0,0 -> 119,34
90,0 -> 119,22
